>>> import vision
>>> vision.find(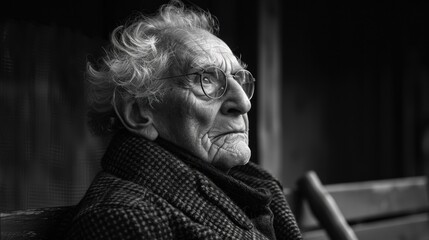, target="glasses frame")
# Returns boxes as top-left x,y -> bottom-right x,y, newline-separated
157,66 -> 255,100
